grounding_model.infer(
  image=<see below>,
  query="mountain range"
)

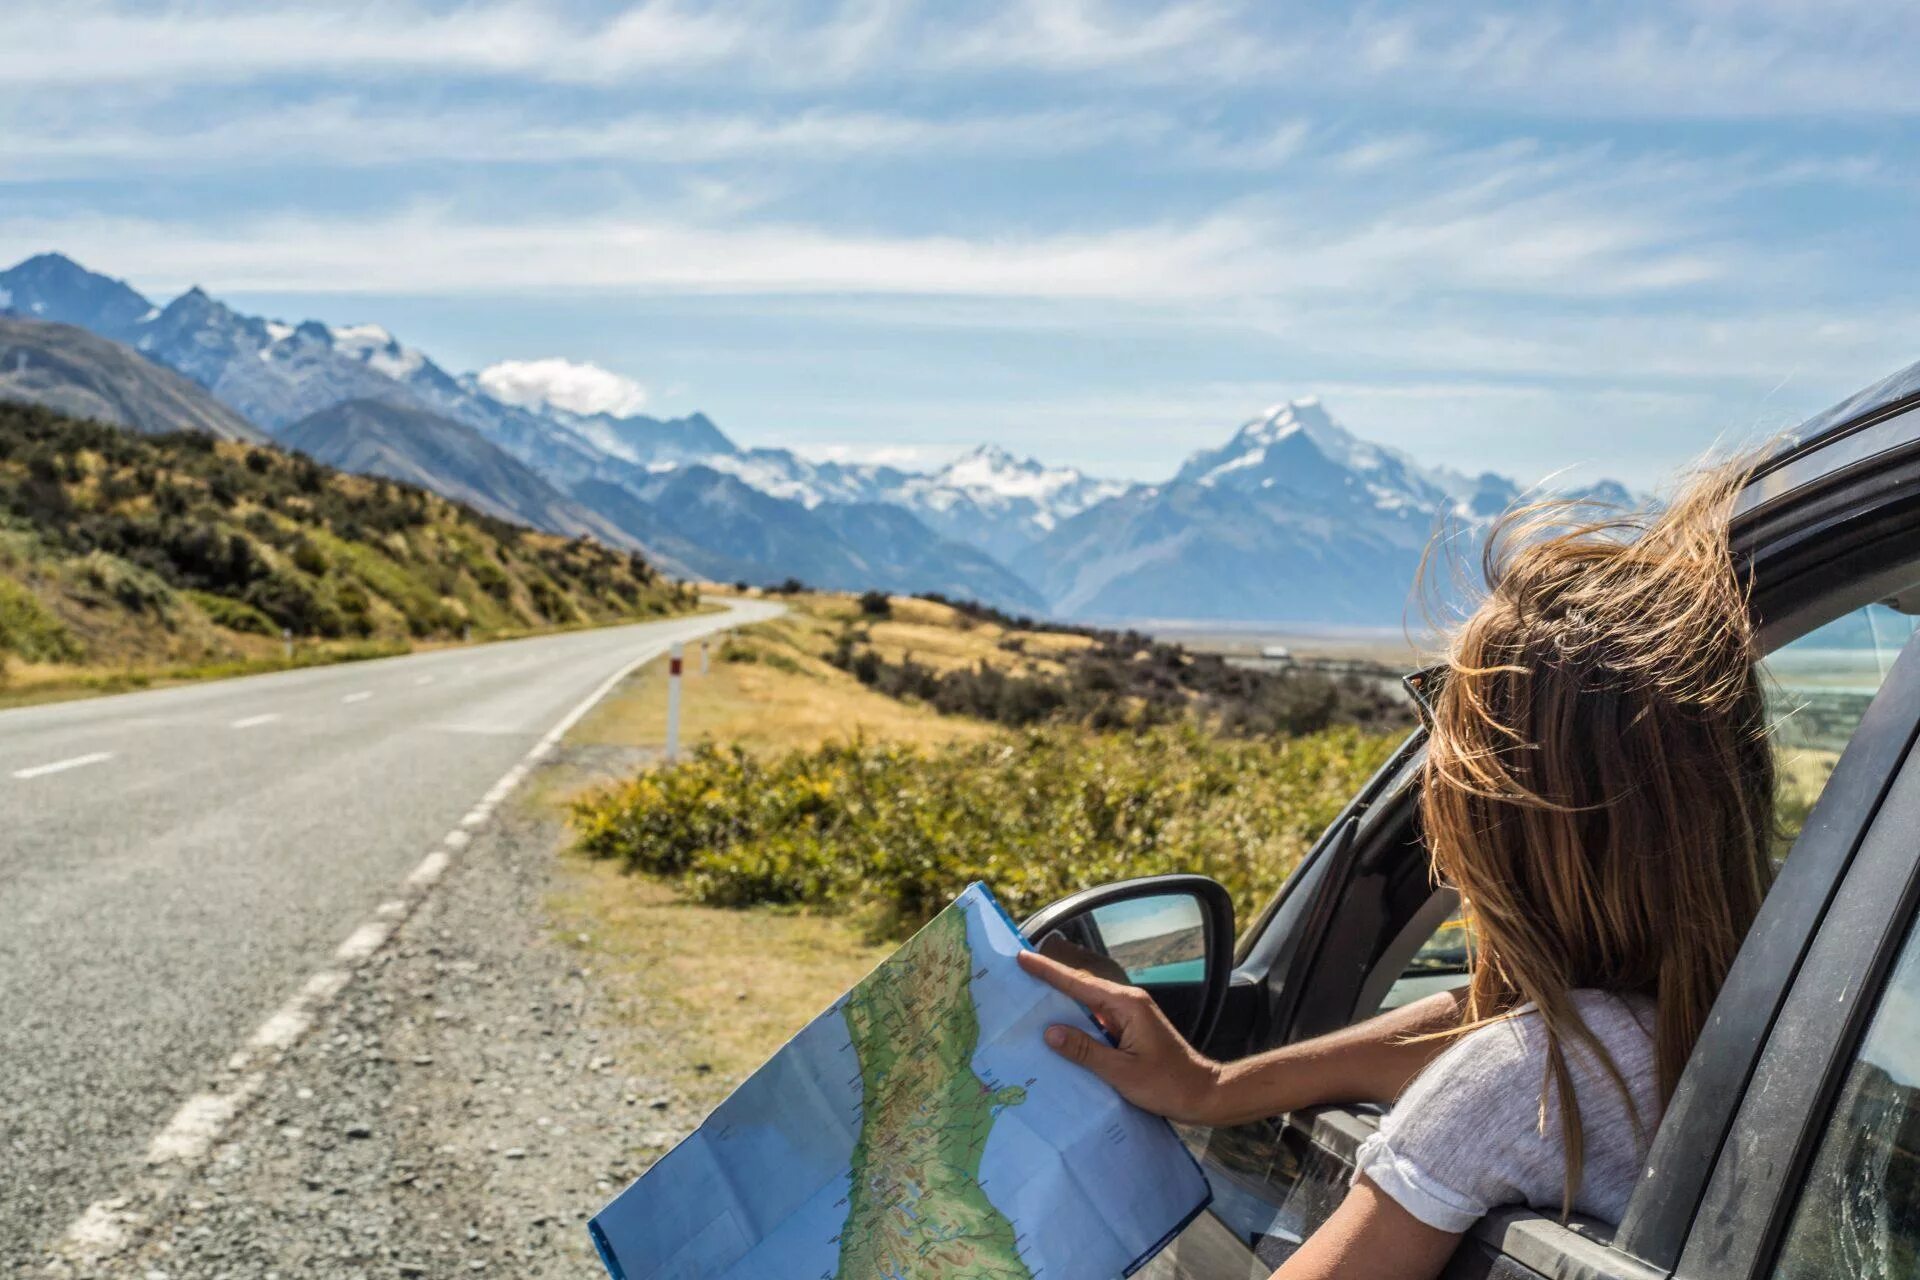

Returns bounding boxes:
[0,251,1630,624]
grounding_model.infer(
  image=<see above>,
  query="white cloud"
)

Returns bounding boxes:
[9,1,1920,117]
[476,357,650,417]
[0,156,1743,305]
[0,98,1164,176]
[0,1,756,87]
[933,0,1242,73]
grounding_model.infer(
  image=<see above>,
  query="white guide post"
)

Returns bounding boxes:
[666,643,684,763]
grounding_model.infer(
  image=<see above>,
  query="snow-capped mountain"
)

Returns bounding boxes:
[922,445,1126,526]
[0,251,1639,625]
[881,446,1128,566]
[1176,398,1480,520]
[1031,397,1616,624]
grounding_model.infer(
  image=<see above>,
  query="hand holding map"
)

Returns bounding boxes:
[589,882,1211,1279]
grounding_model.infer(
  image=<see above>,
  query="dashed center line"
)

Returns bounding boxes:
[12,751,113,780]
[230,713,280,729]
[341,691,373,704]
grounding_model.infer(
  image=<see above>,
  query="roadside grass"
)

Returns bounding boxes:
[0,638,411,709]
[570,603,996,755]
[545,590,1399,1116]
[0,603,726,712]
[548,862,889,1112]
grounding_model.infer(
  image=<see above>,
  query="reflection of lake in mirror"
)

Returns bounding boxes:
[1093,895,1206,984]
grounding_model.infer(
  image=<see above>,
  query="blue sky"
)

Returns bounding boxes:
[3,1,1918,488]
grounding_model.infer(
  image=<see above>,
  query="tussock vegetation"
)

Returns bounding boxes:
[828,620,1408,736]
[0,402,694,683]
[573,725,1400,938]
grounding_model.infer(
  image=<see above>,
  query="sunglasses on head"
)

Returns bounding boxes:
[1402,663,1448,731]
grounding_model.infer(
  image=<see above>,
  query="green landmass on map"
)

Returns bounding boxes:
[833,903,1033,1280]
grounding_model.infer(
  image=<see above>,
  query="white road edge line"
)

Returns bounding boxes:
[11,751,113,781]
[52,612,748,1271]
[229,714,280,730]
[341,691,373,704]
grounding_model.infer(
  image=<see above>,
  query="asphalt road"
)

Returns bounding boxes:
[0,599,777,1266]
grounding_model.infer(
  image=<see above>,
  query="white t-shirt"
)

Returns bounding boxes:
[1352,989,1661,1232]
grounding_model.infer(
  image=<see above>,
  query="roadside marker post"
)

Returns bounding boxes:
[666,643,684,763]
[282,628,292,662]
[700,639,710,675]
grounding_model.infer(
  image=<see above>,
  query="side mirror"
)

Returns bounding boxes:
[1020,874,1235,1048]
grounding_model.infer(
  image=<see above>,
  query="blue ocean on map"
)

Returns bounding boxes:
[588,883,1210,1280]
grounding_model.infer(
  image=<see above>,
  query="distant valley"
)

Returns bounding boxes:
[0,252,1631,625]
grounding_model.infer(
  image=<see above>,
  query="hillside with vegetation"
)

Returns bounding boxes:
[0,402,695,698]
[570,592,1412,937]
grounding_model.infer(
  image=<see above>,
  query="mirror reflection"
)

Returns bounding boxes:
[1088,893,1208,985]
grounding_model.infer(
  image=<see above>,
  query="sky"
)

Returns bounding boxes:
[3,1,1919,489]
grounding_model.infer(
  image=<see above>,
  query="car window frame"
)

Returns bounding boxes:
[1668,638,1920,1280]
[1614,624,1920,1266]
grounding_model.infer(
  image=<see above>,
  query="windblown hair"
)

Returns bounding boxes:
[1419,458,1774,1215]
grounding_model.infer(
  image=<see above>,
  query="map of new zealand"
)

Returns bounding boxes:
[589,883,1211,1280]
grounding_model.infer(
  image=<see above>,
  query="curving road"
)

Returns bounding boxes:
[0,598,778,1266]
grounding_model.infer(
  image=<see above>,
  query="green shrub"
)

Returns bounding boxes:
[290,537,330,576]
[186,589,277,635]
[572,725,1400,937]
[0,576,84,661]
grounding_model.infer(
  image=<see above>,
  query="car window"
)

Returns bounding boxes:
[1379,913,1470,1012]
[1769,911,1920,1278]
[1764,602,1919,852]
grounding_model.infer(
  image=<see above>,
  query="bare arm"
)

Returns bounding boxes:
[1270,1178,1462,1280]
[1016,948,1465,1127]
[1207,987,1468,1125]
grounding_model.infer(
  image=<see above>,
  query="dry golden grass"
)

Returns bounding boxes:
[548,860,890,1105]
[0,636,411,710]
[849,593,1091,678]
[570,603,996,754]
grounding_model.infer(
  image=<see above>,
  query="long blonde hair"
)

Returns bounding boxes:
[1419,459,1774,1213]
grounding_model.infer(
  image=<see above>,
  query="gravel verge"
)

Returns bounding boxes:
[94,742,692,1280]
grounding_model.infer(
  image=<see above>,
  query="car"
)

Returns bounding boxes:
[1019,358,1920,1280]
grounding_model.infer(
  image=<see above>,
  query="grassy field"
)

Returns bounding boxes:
[545,590,1401,1111]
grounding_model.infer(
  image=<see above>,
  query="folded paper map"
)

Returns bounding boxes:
[589,882,1212,1279]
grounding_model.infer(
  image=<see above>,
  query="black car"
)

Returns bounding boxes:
[1019,359,1920,1280]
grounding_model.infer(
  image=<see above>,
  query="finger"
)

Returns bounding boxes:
[1018,948,1131,1013]
[1043,1024,1126,1081]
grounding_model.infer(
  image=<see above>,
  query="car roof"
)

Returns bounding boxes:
[1738,355,1920,519]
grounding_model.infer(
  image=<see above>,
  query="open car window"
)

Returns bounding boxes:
[1765,602,1920,851]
